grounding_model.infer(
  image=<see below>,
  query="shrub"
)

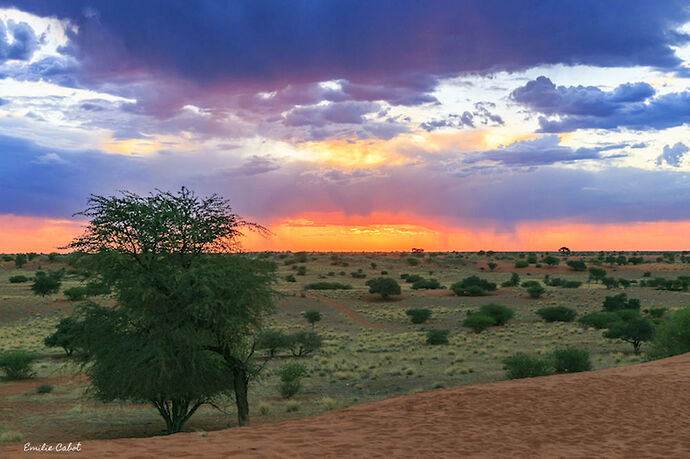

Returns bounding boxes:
[543,255,560,266]
[303,310,322,327]
[31,271,61,296]
[451,276,496,296]
[487,262,497,271]
[365,277,401,299]
[602,277,620,289]
[562,280,582,288]
[8,275,29,283]
[514,260,529,268]
[351,271,367,279]
[406,257,419,266]
[278,362,308,398]
[14,253,27,268]
[521,280,541,288]
[285,274,296,282]
[63,286,87,301]
[0,431,23,442]
[462,313,496,333]
[501,272,520,287]
[0,350,37,380]
[503,353,552,379]
[648,307,690,359]
[411,278,442,290]
[478,303,514,325]
[646,307,667,318]
[36,384,54,394]
[44,317,85,356]
[537,306,577,322]
[426,329,450,345]
[84,280,110,297]
[527,284,545,298]
[404,274,423,283]
[588,267,607,283]
[406,308,432,324]
[285,400,300,412]
[320,396,336,411]
[550,348,591,373]
[602,293,640,312]
[578,312,623,329]
[566,260,587,271]
[258,402,271,415]
[296,266,307,275]
[256,329,291,357]
[304,282,352,290]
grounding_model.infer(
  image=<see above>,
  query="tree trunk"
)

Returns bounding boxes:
[233,367,250,426]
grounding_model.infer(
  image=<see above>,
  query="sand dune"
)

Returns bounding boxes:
[3,353,690,458]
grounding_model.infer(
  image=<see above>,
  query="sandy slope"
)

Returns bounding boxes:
[3,353,690,458]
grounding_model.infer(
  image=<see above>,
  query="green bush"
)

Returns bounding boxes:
[30,271,61,296]
[410,278,442,290]
[303,310,322,327]
[462,313,495,333]
[604,316,653,354]
[256,329,291,357]
[287,331,322,357]
[36,384,53,394]
[351,271,367,279]
[296,266,307,275]
[303,282,352,290]
[521,280,541,288]
[404,274,423,283]
[527,284,545,298]
[578,311,623,329]
[406,308,432,324]
[566,260,587,271]
[537,306,577,322]
[648,307,690,359]
[278,362,308,399]
[426,329,450,345]
[365,277,401,298]
[451,276,496,296]
[501,272,520,287]
[0,350,37,380]
[646,307,667,318]
[478,303,514,325]
[285,274,296,282]
[514,260,529,268]
[406,257,419,266]
[8,275,29,283]
[562,280,582,288]
[602,293,640,312]
[503,353,552,379]
[550,348,591,373]
[63,286,87,301]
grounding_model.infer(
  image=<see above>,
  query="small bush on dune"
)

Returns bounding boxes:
[0,350,37,380]
[521,280,541,288]
[646,307,667,319]
[451,276,496,296]
[406,308,432,324]
[304,282,352,290]
[566,260,587,271]
[365,277,401,299]
[602,293,640,312]
[514,260,529,268]
[285,274,296,282]
[406,257,419,266]
[462,313,496,333]
[527,284,545,298]
[404,274,423,283]
[562,280,582,288]
[578,311,623,329]
[501,272,520,288]
[8,275,29,283]
[411,278,442,290]
[278,363,308,399]
[537,306,577,322]
[478,303,514,325]
[0,431,23,442]
[63,286,87,301]
[426,329,450,345]
[503,353,552,379]
[550,348,591,373]
[36,384,53,394]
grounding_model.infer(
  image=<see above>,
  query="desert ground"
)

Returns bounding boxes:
[1,251,689,456]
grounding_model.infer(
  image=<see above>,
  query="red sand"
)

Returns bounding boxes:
[3,353,690,458]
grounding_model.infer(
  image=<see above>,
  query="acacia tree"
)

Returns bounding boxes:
[66,187,276,431]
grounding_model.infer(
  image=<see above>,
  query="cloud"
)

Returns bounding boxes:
[420,102,504,131]
[656,142,689,167]
[512,76,690,132]
[459,136,627,168]
[0,19,39,62]
[283,101,380,127]
[34,152,66,164]
[232,155,280,176]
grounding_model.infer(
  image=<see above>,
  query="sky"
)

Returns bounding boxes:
[0,0,690,252]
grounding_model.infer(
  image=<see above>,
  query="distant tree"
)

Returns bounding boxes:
[44,317,85,356]
[604,317,654,354]
[527,284,545,298]
[487,262,498,271]
[543,255,560,267]
[14,253,27,268]
[602,277,620,289]
[30,271,62,296]
[406,308,432,324]
[365,277,401,299]
[588,267,607,283]
[303,310,322,328]
[602,293,640,312]
[559,247,571,256]
[501,272,520,288]
[649,308,690,359]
